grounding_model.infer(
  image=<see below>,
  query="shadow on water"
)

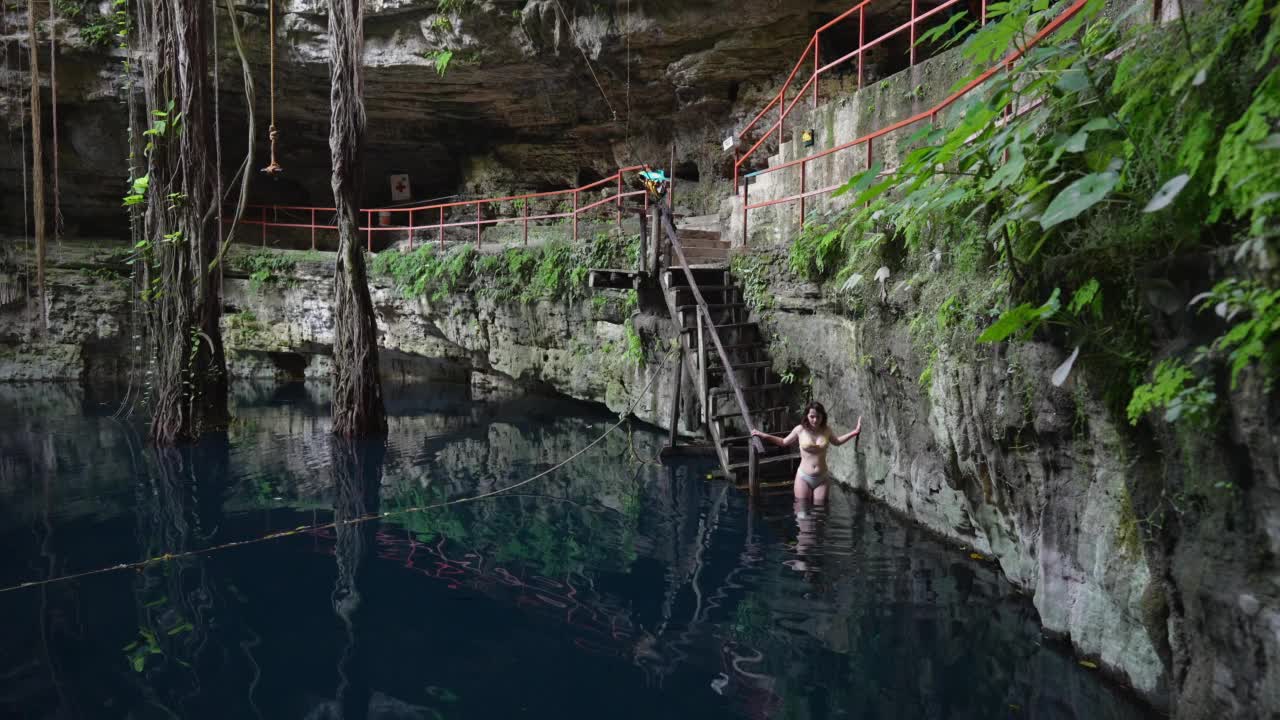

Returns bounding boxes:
[0,382,1159,720]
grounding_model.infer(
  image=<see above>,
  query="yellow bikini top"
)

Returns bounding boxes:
[799,430,829,453]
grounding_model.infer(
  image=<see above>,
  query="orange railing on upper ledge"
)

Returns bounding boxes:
[731,0,992,193]
[234,165,655,253]
[737,0,1099,245]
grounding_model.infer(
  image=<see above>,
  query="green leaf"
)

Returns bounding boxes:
[1143,173,1191,213]
[1039,171,1119,229]
[978,289,1060,343]
[1069,278,1102,318]
[978,303,1038,343]
[984,144,1027,191]
[1080,117,1116,133]
[1056,67,1089,93]
[833,160,884,198]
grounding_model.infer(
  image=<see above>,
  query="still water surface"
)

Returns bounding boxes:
[0,382,1155,720]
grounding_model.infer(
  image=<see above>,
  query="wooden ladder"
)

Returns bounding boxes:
[654,206,800,496]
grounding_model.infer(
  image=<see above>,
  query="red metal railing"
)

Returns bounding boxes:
[234,165,655,253]
[739,0,1094,245]
[732,0,990,193]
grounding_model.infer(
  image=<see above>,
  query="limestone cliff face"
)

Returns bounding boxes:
[745,263,1170,700]
[732,249,1279,718]
[216,251,694,432]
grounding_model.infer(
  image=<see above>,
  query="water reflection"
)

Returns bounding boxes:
[0,382,1156,720]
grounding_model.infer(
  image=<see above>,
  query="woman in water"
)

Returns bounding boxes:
[751,402,861,503]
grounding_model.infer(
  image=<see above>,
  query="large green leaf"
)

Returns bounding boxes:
[1038,171,1119,229]
[833,159,884,199]
[978,289,1061,343]
[1069,278,1103,319]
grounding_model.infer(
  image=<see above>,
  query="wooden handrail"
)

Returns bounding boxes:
[656,205,766,455]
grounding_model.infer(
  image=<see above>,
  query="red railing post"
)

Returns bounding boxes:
[438,206,444,250]
[310,208,316,251]
[475,202,481,247]
[366,211,372,252]
[910,0,918,66]
[616,174,623,230]
[742,178,749,247]
[572,191,578,243]
[799,159,807,230]
[408,209,414,251]
[813,34,820,108]
[981,0,987,24]
[777,88,785,146]
[522,200,529,246]
[857,8,865,89]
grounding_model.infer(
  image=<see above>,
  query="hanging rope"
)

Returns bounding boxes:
[0,348,677,596]
[260,0,282,176]
[551,0,617,121]
[49,0,63,244]
[213,0,224,285]
[18,2,31,299]
[210,0,258,272]
[625,0,633,131]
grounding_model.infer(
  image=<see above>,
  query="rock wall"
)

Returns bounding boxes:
[748,264,1171,700]
[218,251,697,434]
[0,244,133,382]
[712,19,1279,714]
[742,246,1279,718]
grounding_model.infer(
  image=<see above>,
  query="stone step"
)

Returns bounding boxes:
[711,382,784,398]
[679,214,722,232]
[678,229,723,243]
[679,248,729,261]
[678,236,731,249]
[707,360,772,373]
[675,302,745,313]
[663,268,729,287]
[670,285,738,295]
[680,321,758,334]
[726,452,801,476]
[710,404,789,422]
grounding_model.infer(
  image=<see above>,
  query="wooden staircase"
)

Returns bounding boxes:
[654,210,800,496]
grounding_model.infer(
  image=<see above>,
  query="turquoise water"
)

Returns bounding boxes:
[0,382,1155,719]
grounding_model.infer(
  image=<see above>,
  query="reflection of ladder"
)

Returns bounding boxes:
[653,206,800,496]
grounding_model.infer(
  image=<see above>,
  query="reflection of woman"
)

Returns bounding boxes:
[751,402,861,503]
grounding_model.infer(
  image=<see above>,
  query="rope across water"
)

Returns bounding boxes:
[0,348,675,596]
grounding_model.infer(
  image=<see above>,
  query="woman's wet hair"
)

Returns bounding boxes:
[802,401,828,431]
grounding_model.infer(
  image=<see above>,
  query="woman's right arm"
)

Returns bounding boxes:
[751,426,800,447]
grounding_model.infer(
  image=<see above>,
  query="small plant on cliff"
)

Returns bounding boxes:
[236,250,298,292]
[424,49,453,77]
[1126,358,1216,428]
[622,322,645,367]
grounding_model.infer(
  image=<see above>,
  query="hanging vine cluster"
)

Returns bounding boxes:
[132,0,228,444]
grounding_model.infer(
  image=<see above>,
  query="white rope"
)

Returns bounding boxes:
[551,0,617,120]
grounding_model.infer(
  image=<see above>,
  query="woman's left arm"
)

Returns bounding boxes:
[831,416,863,446]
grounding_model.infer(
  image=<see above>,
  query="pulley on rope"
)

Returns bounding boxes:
[260,0,284,176]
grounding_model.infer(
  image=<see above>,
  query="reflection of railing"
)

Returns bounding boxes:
[733,0,992,193]
[232,166,652,253]
[738,0,1094,245]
